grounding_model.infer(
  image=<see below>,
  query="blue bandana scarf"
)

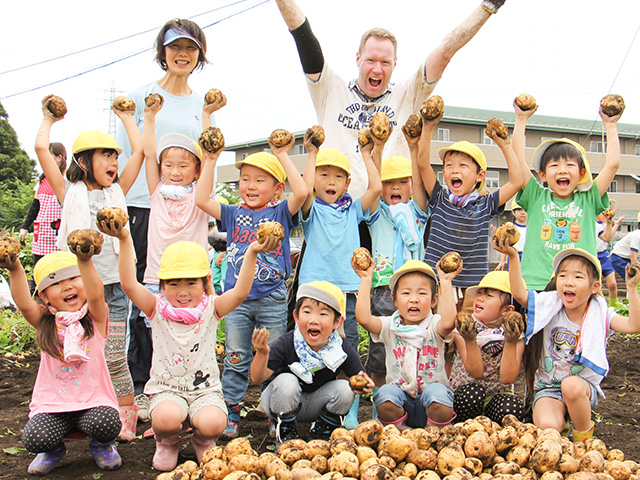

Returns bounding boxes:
[314,193,352,212]
[289,327,347,384]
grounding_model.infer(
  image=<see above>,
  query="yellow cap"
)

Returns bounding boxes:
[438,141,488,190]
[466,271,518,298]
[72,131,122,156]
[552,248,601,281]
[316,148,351,176]
[34,251,80,292]
[381,156,412,182]
[297,281,345,317]
[235,152,286,183]
[511,200,523,211]
[389,260,438,293]
[158,241,210,280]
[215,196,229,205]
[532,138,592,192]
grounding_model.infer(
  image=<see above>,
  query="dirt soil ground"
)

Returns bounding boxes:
[1,334,640,479]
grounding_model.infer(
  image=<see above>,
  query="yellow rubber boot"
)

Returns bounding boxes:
[573,421,595,442]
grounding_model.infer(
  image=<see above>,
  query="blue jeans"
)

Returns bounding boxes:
[374,383,454,428]
[343,293,358,354]
[221,284,287,404]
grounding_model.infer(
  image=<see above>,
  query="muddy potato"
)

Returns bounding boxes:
[381,435,416,463]
[353,420,383,447]
[167,469,191,480]
[96,207,129,231]
[379,455,397,469]
[496,426,520,454]
[589,439,609,458]
[403,462,419,479]
[203,459,230,480]
[319,473,343,480]
[463,457,484,476]
[600,94,625,117]
[257,221,285,244]
[606,460,632,480]
[330,437,357,455]
[311,455,328,474]
[222,472,249,480]
[191,469,205,480]
[415,471,442,480]
[607,450,624,462]
[465,431,496,467]
[595,474,615,480]
[567,474,599,480]
[224,438,254,462]
[492,462,522,476]
[291,467,321,480]
[356,445,378,464]
[406,449,437,471]
[421,95,444,120]
[514,94,537,111]
[275,469,293,480]
[540,472,563,480]
[44,95,68,118]
[331,428,354,442]
[580,451,606,474]
[361,464,394,480]
[327,451,360,478]
[199,126,225,154]
[561,438,576,457]
[270,129,294,148]
[369,112,392,141]
[304,440,331,459]
[624,462,638,475]
[67,229,104,255]
[112,95,135,112]
[145,93,164,108]
[0,236,20,259]
[358,128,373,148]
[360,457,380,472]
[265,458,289,478]
[486,118,508,139]
[559,454,580,476]
[179,461,198,473]
[461,420,485,438]
[280,447,305,466]
[494,222,520,246]
[291,459,312,470]
[205,88,224,104]
[438,442,466,476]
[228,454,263,475]
[351,248,373,272]
[403,113,423,138]
[530,440,563,474]
[506,445,532,467]
[440,251,462,273]
[203,446,224,463]
[304,125,326,148]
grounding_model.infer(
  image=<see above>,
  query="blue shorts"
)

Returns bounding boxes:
[610,253,631,280]
[597,250,615,277]
[533,382,599,409]
[373,383,454,428]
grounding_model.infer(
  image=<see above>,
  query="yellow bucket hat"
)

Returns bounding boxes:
[532,138,592,192]
[34,251,80,292]
[72,131,122,156]
[235,152,286,183]
[511,200,523,211]
[381,156,412,182]
[297,281,345,317]
[389,260,438,293]
[316,148,351,176]
[438,141,487,190]
[158,241,210,280]
[552,248,601,281]
[466,271,518,298]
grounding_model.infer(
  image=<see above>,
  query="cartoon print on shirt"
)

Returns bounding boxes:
[555,219,569,243]
[193,370,211,389]
[541,218,553,241]
[161,353,188,385]
[570,220,581,242]
[539,326,584,389]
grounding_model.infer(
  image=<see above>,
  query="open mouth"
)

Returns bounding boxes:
[307,328,321,340]
[64,294,78,304]
[326,189,336,197]
[369,78,382,89]
[563,291,576,302]
[451,178,463,190]
[407,307,420,315]
[557,179,570,189]
[390,194,402,203]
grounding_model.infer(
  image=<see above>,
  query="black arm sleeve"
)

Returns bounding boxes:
[290,18,324,75]
[20,199,40,231]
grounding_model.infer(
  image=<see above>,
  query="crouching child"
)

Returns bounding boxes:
[250,281,373,445]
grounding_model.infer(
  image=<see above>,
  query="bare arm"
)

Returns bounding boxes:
[500,338,524,384]
[1,256,42,328]
[490,131,523,205]
[453,333,484,380]
[73,245,109,338]
[435,261,461,338]
[493,237,528,306]
[202,93,227,130]
[116,108,144,195]
[194,150,223,220]
[353,260,382,335]
[424,5,493,83]
[250,327,273,384]
[417,115,441,198]
[142,103,162,194]
[270,138,308,216]
[405,128,428,212]
[595,108,622,197]
[215,237,281,318]
[360,140,383,214]
[301,143,317,218]
[35,99,66,205]
[512,103,536,185]
[611,264,640,334]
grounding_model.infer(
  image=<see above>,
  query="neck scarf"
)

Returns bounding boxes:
[447,188,479,208]
[157,292,208,325]
[380,201,421,263]
[315,193,352,212]
[55,303,90,362]
[160,181,195,200]
[390,311,432,396]
[289,327,347,384]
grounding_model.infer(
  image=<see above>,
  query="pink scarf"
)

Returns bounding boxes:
[54,304,90,362]
[157,293,208,326]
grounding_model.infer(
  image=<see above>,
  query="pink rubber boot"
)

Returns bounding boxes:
[152,435,181,471]
[118,405,138,442]
[191,434,217,464]
[377,412,410,431]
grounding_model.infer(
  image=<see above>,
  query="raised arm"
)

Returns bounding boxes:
[142,99,163,193]
[72,244,109,338]
[35,98,66,205]
[512,102,537,185]
[215,237,281,318]
[360,141,383,214]
[115,107,144,195]
[250,327,273,384]
[611,264,640,334]
[424,2,500,83]
[194,149,223,220]
[275,0,323,81]
[404,127,428,212]
[493,237,528,306]
[417,114,441,198]
[488,128,523,205]
[202,92,227,130]
[353,260,382,335]
[435,261,462,338]
[595,107,622,197]
[0,253,42,328]
[301,141,317,218]
[270,137,308,216]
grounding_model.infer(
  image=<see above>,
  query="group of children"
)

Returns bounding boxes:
[3,91,639,475]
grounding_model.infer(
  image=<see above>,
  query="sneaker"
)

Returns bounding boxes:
[268,417,277,438]
[27,443,66,475]
[89,440,122,470]
[223,402,242,439]
[310,412,341,441]
[135,394,150,423]
[274,417,298,447]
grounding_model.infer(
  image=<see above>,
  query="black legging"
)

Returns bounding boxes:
[22,406,120,453]
[454,383,525,424]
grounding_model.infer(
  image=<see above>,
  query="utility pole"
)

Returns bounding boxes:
[102,82,124,137]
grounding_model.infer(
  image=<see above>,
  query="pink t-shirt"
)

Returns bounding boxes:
[29,318,118,418]
[144,184,209,284]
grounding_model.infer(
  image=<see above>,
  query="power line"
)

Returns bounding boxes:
[0,0,254,76]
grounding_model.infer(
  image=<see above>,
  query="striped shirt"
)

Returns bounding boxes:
[424,181,503,288]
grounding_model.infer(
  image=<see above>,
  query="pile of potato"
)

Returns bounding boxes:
[156,415,638,480]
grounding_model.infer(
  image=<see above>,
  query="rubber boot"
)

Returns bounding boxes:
[427,412,457,429]
[377,412,410,431]
[191,434,217,464]
[27,442,66,475]
[310,409,342,440]
[118,405,138,442]
[573,421,595,443]
[371,387,379,420]
[152,435,181,471]
[223,402,242,439]
[89,440,122,470]
[272,407,300,447]
[561,419,572,438]
[344,394,359,430]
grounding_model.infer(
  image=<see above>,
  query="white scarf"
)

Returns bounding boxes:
[390,311,431,396]
[54,303,90,362]
[289,327,347,384]
[160,181,195,200]
[57,181,128,254]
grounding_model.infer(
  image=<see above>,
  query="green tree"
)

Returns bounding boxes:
[0,101,37,229]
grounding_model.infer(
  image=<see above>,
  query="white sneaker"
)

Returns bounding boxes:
[134,394,150,423]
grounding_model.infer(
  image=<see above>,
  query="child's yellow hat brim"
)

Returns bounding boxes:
[235,152,286,183]
[381,156,412,182]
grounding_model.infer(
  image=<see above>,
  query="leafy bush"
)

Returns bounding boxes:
[0,308,36,355]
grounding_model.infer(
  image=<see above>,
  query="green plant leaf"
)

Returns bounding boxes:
[3,446,27,455]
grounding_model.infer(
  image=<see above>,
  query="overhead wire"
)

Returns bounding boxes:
[1,0,270,99]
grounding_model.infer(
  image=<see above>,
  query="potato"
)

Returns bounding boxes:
[0,237,20,259]
[574,442,588,459]
[606,460,632,480]
[222,472,249,480]
[356,445,378,464]
[304,440,331,460]
[567,473,599,480]
[403,428,436,450]
[580,451,606,473]
[589,439,609,458]
[406,449,438,471]
[420,96,444,120]
[228,454,263,475]
[463,457,484,476]
[540,472,563,480]
[280,447,305,466]
[515,94,537,111]
[291,459,312,470]
[278,439,307,455]
[319,473,343,480]
[438,442,466,476]
[380,435,416,463]
[44,95,68,118]
[440,252,462,273]
[199,126,225,154]
[361,464,394,480]
[310,454,328,474]
[275,470,293,480]
[330,437,358,455]
[331,428,354,442]
[496,426,520,454]
[607,450,625,462]
[304,125,326,149]
[224,438,254,462]
[595,474,615,480]
[562,438,576,458]
[379,455,397,469]
[67,229,104,255]
[403,462,419,479]
[506,445,532,467]
[291,467,321,480]
[559,454,580,476]
[270,129,294,148]
[257,221,285,244]
[369,112,392,141]
[624,462,639,475]
[461,420,485,438]
[353,420,383,447]
[465,431,496,467]
[145,93,164,108]
[486,118,508,139]
[403,113,423,138]
[203,460,230,480]
[415,471,441,480]
[265,458,289,478]
[600,94,625,117]
[518,433,537,450]
[96,206,129,231]
[191,469,205,480]
[351,248,373,272]
[203,446,224,464]
[358,128,373,148]
[492,462,522,476]
[530,440,563,474]
[360,457,380,472]
[494,222,520,247]
[327,451,360,478]
[521,470,538,480]
[204,88,224,105]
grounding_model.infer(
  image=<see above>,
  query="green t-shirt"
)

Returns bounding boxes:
[515,177,608,290]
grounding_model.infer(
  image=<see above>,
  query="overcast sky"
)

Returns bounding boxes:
[2,0,639,166]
